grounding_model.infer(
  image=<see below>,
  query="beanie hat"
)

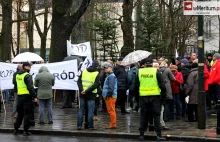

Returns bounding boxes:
[118,56,124,61]
[191,63,198,68]
[145,58,153,64]
[207,53,213,57]
[176,57,182,61]
[180,58,189,64]
[213,53,220,59]
[92,60,99,67]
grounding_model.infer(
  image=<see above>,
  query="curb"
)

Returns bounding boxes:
[0,128,219,141]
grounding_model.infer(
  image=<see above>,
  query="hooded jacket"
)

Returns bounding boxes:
[34,66,55,99]
[77,65,100,100]
[15,69,36,98]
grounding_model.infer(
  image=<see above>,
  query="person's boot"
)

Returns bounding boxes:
[138,132,144,141]
[13,128,18,135]
[156,132,166,141]
[23,131,31,136]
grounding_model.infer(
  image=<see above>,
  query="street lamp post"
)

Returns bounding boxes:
[197,11,206,129]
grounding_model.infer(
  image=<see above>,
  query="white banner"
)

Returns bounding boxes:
[67,40,92,57]
[0,60,78,90]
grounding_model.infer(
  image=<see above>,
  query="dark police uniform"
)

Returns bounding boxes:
[137,58,166,141]
[14,65,36,136]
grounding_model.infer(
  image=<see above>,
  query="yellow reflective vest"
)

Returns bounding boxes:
[138,68,161,96]
[16,72,30,95]
[82,69,99,93]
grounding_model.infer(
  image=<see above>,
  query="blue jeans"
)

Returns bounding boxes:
[39,99,53,122]
[170,94,182,118]
[3,90,9,103]
[77,97,95,128]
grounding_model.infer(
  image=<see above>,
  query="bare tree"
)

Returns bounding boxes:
[34,0,51,60]
[50,0,91,62]
[119,0,134,57]
[0,0,12,61]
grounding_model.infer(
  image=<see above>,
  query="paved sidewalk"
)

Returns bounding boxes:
[0,103,220,141]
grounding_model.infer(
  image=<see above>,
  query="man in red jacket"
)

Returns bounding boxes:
[209,53,220,104]
[169,65,184,119]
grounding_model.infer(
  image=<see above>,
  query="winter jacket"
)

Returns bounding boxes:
[15,69,36,98]
[209,59,220,85]
[181,64,191,84]
[12,68,20,93]
[34,66,55,99]
[204,62,210,91]
[128,66,138,91]
[185,68,198,104]
[77,66,100,100]
[113,65,128,90]
[102,72,117,99]
[170,71,184,94]
[160,67,176,99]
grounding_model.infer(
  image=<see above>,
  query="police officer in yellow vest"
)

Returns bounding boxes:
[137,58,166,141]
[77,60,100,130]
[14,62,38,136]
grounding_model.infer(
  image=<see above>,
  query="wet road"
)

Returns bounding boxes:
[0,133,139,142]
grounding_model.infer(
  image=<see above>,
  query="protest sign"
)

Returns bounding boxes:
[67,41,92,57]
[0,60,78,90]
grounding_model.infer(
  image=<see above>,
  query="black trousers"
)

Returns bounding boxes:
[139,96,161,135]
[187,104,198,121]
[116,90,127,113]
[14,95,32,132]
[164,99,171,121]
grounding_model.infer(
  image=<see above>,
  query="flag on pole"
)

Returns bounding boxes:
[175,49,179,58]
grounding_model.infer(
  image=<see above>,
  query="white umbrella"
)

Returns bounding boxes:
[12,52,44,63]
[121,50,152,66]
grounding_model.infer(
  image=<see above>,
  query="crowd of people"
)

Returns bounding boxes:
[1,52,219,141]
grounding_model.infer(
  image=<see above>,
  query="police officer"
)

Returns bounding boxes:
[14,62,38,136]
[77,61,100,130]
[137,58,166,141]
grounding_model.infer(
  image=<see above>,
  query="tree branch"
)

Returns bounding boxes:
[34,16,43,38]
[68,0,91,31]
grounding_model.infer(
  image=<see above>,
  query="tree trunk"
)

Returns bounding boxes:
[168,0,175,57]
[40,35,47,60]
[0,0,12,61]
[34,0,51,60]
[50,0,91,62]
[16,0,22,56]
[120,0,134,57]
[27,0,35,52]
[135,0,142,50]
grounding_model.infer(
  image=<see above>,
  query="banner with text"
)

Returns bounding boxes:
[67,41,92,57]
[0,60,78,90]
